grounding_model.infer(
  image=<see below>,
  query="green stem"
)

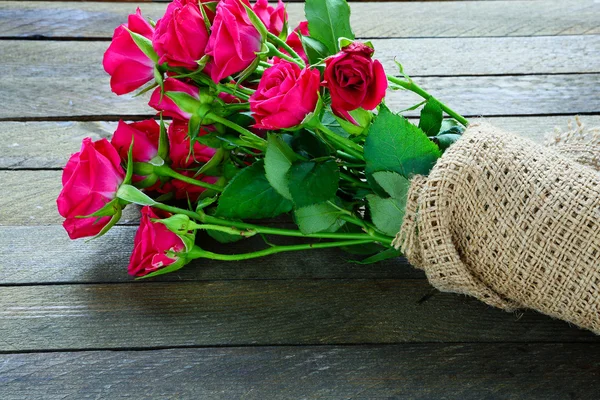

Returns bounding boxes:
[316,124,365,161]
[267,32,306,66]
[387,75,469,127]
[209,114,267,149]
[154,165,223,192]
[340,172,370,189]
[188,239,373,261]
[266,42,304,68]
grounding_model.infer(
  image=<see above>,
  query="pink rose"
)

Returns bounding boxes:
[205,0,262,82]
[153,0,209,69]
[285,21,309,64]
[149,78,200,120]
[103,8,155,95]
[111,119,160,163]
[249,60,321,130]
[171,172,220,201]
[57,138,125,239]
[253,0,286,36]
[128,206,186,277]
[168,120,217,168]
[324,42,388,122]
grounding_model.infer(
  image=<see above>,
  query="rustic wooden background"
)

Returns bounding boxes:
[1,0,600,398]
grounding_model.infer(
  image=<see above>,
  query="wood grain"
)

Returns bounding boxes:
[2,73,599,119]
[3,116,599,169]
[4,36,599,79]
[0,225,421,283]
[2,1,599,39]
[0,280,597,352]
[2,344,599,400]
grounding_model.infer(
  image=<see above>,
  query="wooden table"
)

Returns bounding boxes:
[1,0,600,398]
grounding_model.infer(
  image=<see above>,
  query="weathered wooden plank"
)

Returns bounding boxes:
[0,225,421,283]
[4,116,599,169]
[0,280,597,352]
[2,73,598,119]
[1,1,598,39]
[4,36,599,80]
[2,343,599,400]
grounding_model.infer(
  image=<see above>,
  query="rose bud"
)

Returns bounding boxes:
[57,138,125,239]
[153,0,209,69]
[252,0,287,37]
[249,60,321,130]
[103,8,155,95]
[171,171,220,201]
[128,206,188,277]
[324,42,388,123]
[111,119,160,163]
[205,0,262,82]
[168,120,217,168]
[284,21,309,64]
[149,78,200,120]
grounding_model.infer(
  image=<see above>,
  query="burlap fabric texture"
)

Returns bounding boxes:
[394,119,600,334]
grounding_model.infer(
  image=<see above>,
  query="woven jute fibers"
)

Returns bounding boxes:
[395,121,600,334]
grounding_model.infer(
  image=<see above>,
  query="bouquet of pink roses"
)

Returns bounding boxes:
[58,0,467,278]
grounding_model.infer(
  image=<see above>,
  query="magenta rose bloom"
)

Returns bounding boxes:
[128,206,186,277]
[153,0,209,69]
[149,78,200,120]
[324,42,388,122]
[249,60,320,130]
[285,21,309,64]
[57,138,125,239]
[111,119,160,163]
[168,120,217,168]
[205,0,262,82]
[253,0,286,36]
[103,8,155,95]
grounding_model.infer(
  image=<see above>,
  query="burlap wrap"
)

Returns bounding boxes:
[394,120,600,334]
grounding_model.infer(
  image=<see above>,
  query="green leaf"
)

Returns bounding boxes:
[165,92,201,115]
[300,35,329,64]
[294,201,343,234]
[127,30,158,63]
[371,171,410,199]
[367,171,410,237]
[264,134,298,200]
[419,98,443,136]
[432,133,462,151]
[287,160,339,208]
[367,194,405,237]
[364,105,441,182]
[216,160,293,219]
[291,130,332,158]
[116,184,157,206]
[305,0,354,54]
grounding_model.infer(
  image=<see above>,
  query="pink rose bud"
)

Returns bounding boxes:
[205,0,262,82]
[285,21,309,64]
[324,42,388,123]
[171,171,220,201]
[153,0,209,69]
[128,206,187,277]
[103,8,155,95]
[57,138,125,239]
[249,60,321,130]
[252,0,287,37]
[168,120,217,168]
[111,119,160,163]
[149,78,200,120]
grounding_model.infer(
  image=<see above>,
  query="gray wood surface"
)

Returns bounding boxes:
[2,73,599,119]
[4,117,599,169]
[2,343,600,400]
[0,281,597,352]
[2,1,599,39]
[0,225,422,283]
